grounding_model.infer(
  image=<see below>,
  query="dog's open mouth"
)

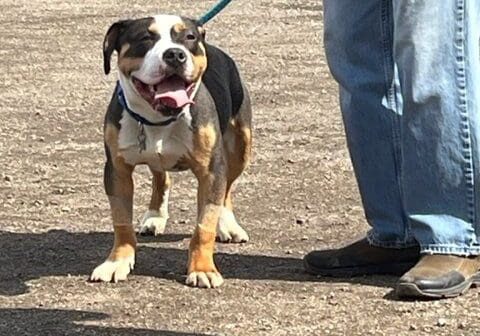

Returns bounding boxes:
[132,75,196,112]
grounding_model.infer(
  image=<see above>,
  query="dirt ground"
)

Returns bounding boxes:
[1,0,479,335]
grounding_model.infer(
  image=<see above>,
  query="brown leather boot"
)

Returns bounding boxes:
[303,238,420,277]
[396,255,480,299]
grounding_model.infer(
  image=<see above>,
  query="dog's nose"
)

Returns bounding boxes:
[163,48,187,67]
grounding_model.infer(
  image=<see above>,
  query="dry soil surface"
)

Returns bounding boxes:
[1,0,479,335]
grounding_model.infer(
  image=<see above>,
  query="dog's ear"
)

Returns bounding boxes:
[103,20,130,75]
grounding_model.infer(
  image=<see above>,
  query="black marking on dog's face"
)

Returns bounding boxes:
[103,17,159,75]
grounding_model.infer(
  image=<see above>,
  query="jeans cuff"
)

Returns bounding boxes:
[420,244,480,257]
[367,230,418,249]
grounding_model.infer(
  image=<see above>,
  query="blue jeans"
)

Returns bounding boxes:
[324,0,480,255]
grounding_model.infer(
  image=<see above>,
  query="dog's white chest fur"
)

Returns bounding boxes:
[117,111,193,171]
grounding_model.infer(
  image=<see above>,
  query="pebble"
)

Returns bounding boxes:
[296,217,307,225]
[437,318,447,327]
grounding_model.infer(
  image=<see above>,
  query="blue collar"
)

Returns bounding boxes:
[116,82,179,127]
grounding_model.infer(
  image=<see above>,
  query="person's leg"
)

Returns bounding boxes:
[304,0,419,276]
[324,0,413,246]
[392,0,480,298]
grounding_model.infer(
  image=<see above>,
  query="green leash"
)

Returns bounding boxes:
[198,0,233,25]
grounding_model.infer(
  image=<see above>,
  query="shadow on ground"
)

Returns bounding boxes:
[0,308,209,336]
[0,230,396,296]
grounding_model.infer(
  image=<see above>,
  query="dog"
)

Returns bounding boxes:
[90,15,252,288]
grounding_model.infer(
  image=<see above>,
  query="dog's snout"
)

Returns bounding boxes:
[163,48,187,67]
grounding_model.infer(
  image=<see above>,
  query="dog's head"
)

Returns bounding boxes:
[103,15,207,116]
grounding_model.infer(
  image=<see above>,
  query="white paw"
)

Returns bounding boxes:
[217,207,249,243]
[186,272,224,288]
[90,255,135,283]
[139,210,168,236]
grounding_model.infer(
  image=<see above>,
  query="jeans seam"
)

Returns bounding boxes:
[455,0,476,227]
[380,0,411,243]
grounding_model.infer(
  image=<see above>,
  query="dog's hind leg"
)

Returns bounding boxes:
[217,88,252,243]
[139,170,171,236]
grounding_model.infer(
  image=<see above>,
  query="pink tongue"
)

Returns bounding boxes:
[154,77,194,109]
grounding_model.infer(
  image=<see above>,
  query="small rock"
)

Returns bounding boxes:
[458,322,467,330]
[437,318,447,327]
[61,206,71,213]
[3,175,12,182]
[285,250,293,255]
[301,236,309,241]
[53,188,64,195]
[409,325,417,331]
[296,217,307,225]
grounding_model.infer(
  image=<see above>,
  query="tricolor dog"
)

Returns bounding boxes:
[90,15,252,288]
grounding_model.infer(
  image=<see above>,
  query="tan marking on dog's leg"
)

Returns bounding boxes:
[186,204,224,288]
[139,171,171,236]
[186,125,226,288]
[91,125,136,283]
[193,124,217,167]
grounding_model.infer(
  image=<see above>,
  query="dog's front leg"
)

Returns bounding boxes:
[186,126,227,288]
[91,135,136,282]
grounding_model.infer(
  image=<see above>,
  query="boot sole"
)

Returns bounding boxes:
[396,273,480,299]
[303,258,417,277]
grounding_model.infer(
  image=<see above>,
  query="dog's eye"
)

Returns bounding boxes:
[186,33,196,41]
[140,35,153,42]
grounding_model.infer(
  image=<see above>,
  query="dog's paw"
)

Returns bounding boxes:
[186,271,224,288]
[217,208,249,243]
[139,210,168,236]
[90,255,135,283]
